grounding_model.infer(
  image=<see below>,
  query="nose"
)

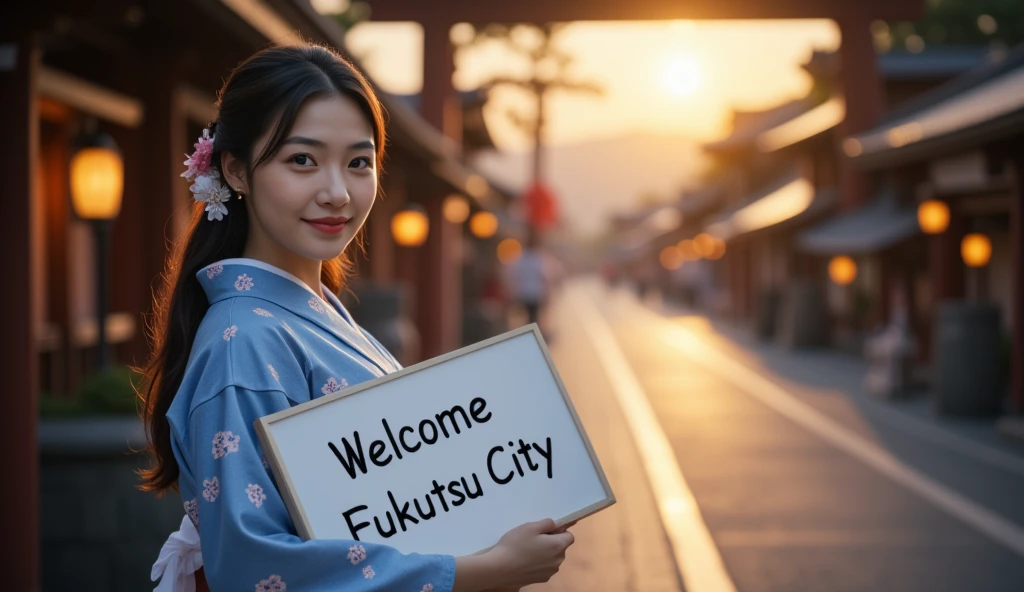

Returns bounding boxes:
[318,167,351,208]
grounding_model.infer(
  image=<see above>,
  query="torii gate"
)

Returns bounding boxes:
[369,0,925,208]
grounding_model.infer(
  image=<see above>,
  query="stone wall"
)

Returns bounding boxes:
[40,417,184,591]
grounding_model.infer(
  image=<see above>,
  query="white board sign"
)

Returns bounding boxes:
[254,324,615,557]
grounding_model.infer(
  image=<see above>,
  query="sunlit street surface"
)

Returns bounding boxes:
[528,280,1024,592]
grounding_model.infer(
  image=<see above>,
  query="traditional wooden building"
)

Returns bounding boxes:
[692,47,988,348]
[2,0,508,587]
[841,44,1024,424]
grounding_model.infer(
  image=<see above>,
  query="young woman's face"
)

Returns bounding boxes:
[237,94,377,264]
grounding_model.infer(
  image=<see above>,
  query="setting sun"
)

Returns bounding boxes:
[660,54,702,97]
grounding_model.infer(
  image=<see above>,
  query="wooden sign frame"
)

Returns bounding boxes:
[254,323,615,552]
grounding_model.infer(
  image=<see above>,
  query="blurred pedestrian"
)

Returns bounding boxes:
[506,230,562,327]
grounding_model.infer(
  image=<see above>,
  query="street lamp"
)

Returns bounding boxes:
[70,127,124,369]
[391,204,430,247]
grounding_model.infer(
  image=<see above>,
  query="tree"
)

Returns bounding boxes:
[453,23,603,188]
[882,0,1024,51]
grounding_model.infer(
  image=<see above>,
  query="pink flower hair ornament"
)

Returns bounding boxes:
[182,128,235,221]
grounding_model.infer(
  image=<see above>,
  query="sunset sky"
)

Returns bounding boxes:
[346,19,841,150]
[342,19,842,234]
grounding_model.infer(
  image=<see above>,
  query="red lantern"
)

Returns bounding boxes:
[523,182,559,229]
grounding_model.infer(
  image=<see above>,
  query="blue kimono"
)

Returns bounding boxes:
[165,258,455,592]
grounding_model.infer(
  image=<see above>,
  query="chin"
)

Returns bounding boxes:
[309,238,355,262]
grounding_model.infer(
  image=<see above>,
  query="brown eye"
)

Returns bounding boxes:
[291,154,315,166]
[350,156,372,169]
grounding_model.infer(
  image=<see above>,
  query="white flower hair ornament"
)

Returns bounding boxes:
[181,127,236,221]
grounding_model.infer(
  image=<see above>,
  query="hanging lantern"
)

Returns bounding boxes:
[442,194,470,224]
[469,211,499,239]
[917,200,950,235]
[497,238,523,264]
[961,233,992,268]
[693,233,716,258]
[391,205,429,247]
[70,131,124,220]
[660,246,683,270]
[677,239,699,261]
[828,255,857,285]
[523,182,559,230]
[706,237,727,260]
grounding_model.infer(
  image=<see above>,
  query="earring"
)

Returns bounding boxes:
[237,190,245,200]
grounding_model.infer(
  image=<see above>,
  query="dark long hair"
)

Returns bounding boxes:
[138,44,387,494]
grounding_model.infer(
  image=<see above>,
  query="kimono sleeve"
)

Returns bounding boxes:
[186,386,455,591]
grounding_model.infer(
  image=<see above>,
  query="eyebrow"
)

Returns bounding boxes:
[281,136,375,151]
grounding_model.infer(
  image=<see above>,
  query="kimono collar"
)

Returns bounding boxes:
[196,258,395,374]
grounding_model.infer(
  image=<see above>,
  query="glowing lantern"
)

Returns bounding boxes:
[442,194,470,224]
[497,238,523,264]
[469,211,499,239]
[660,246,683,270]
[391,205,429,247]
[917,200,950,235]
[677,239,699,261]
[828,256,857,286]
[693,233,716,258]
[70,133,124,220]
[961,233,992,268]
[707,237,726,260]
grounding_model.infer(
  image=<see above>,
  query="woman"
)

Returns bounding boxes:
[141,43,574,592]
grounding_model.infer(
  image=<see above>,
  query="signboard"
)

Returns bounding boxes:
[255,324,615,556]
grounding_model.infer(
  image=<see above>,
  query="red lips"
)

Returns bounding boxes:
[304,216,350,235]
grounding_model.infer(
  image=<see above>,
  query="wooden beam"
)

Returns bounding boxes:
[367,0,924,23]
[38,65,144,128]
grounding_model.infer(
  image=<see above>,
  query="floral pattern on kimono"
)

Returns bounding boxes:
[163,259,453,591]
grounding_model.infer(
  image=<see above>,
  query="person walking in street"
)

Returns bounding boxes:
[506,230,562,328]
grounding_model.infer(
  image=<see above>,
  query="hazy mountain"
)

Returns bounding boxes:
[472,133,706,237]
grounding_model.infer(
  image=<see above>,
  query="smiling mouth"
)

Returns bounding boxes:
[304,219,349,234]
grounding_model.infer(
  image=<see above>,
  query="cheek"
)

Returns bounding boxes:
[255,173,307,216]
[352,176,377,210]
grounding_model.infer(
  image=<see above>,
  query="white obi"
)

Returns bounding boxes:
[151,515,204,592]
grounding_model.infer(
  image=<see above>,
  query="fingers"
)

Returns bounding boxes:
[552,519,578,533]
[526,518,557,533]
[549,530,575,550]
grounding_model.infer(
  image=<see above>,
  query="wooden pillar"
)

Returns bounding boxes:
[0,27,41,590]
[139,56,187,296]
[931,209,966,303]
[419,21,463,357]
[417,194,461,357]
[421,20,461,145]
[1008,151,1024,412]
[107,121,149,366]
[837,15,884,210]
[367,181,397,284]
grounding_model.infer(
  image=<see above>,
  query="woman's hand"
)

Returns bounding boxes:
[484,519,575,589]
[453,518,576,592]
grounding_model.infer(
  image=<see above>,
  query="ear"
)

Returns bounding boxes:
[220,151,249,195]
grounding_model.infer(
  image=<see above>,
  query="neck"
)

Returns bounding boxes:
[241,245,323,298]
